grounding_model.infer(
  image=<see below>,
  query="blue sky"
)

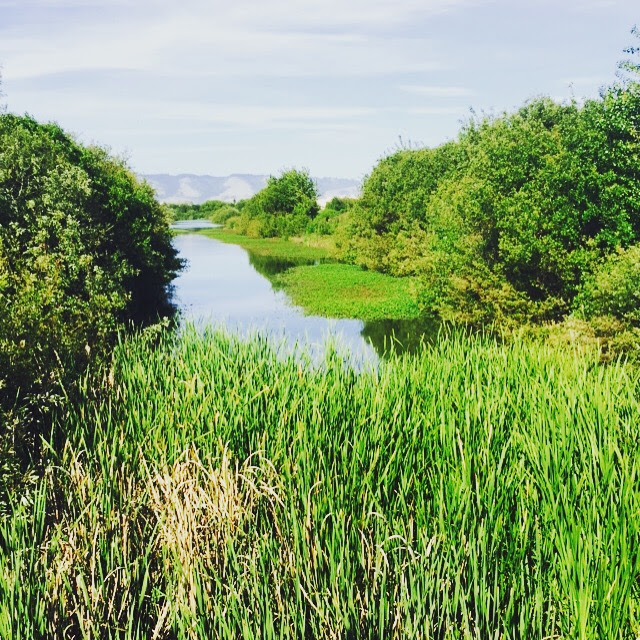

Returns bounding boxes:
[0,0,637,180]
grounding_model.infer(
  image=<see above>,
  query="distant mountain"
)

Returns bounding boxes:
[141,173,361,206]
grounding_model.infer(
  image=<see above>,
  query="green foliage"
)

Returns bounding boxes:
[0,114,181,495]
[306,197,356,235]
[324,196,354,213]
[209,203,240,224]
[342,142,463,273]
[345,71,640,326]
[575,243,640,326]
[167,199,239,224]
[238,169,319,238]
[3,328,639,637]
[341,29,640,329]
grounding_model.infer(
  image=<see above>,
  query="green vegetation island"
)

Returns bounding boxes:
[1,34,640,639]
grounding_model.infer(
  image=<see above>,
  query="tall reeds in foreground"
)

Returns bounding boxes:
[1,326,639,638]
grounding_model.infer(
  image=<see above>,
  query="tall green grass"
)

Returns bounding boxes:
[1,327,639,638]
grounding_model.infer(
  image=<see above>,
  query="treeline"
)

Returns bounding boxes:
[167,198,241,225]
[343,35,640,332]
[217,37,640,339]
[0,113,181,496]
[343,84,640,329]
[173,169,356,237]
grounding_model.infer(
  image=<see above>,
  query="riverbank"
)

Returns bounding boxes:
[198,228,331,261]
[195,228,421,322]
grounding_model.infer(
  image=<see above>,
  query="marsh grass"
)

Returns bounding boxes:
[1,326,639,638]
[273,263,421,321]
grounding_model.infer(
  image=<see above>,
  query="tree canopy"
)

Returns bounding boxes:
[0,114,181,493]
[234,169,319,237]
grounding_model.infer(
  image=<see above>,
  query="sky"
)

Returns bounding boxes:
[0,0,638,180]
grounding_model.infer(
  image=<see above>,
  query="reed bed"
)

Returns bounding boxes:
[1,326,639,638]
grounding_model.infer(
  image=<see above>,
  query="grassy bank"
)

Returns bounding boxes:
[2,327,639,638]
[195,228,419,321]
[274,263,420,321]
[199,228,331,261]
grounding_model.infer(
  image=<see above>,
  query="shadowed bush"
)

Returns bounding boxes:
[0,114,181,497]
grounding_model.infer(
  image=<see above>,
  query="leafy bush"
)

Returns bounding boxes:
[210,203,239,224]
[307,197,356,235]
[575,244,640,326]
[167,199,237,223]
[240,169,319,238]
[344,81,640,325]
[0,114,181,493]
[324,196,354,213]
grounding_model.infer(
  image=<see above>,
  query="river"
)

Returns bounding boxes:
[171,222,437,364]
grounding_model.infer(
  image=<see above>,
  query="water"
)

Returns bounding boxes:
[171,231,438,365]
[171,219,221,230]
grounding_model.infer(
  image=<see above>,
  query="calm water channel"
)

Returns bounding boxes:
[171,221,437,364]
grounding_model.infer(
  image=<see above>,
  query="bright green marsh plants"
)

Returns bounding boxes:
[1,326,639,638]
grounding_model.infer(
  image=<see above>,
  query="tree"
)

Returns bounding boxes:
[241,168,319,237]
[618,25,640,86]
[0,113,182,497]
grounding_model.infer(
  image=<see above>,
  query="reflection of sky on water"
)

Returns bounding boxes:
[171,220,221,230]
[171,233,379,367]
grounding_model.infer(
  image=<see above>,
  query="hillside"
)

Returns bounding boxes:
[141,173,361,205]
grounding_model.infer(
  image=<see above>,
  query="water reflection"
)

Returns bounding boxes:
[171,232,439,364]
[171,234,378,366]
[171,219,221,230]
[361,316,442,355]
[247,252,318,277]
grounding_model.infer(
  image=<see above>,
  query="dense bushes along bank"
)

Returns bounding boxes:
[345,84,640,329]
[347,52,639,333]
[192,35,640,347]
[0,113,181,497]
[2,327,639,638]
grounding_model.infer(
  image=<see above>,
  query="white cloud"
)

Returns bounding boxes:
[4,0,634,177]
[0,0,128,5]
[399,84,473,97]
[8,88,378,127]
[2,24,439,80]
[218,0,483,29]
[8,0,485,27]
[1,0,489,80]
[160,103,377,126]
[562,75,608,86]
[405,106,469,116]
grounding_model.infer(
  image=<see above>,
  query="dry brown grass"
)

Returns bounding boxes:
[38,442,284,639]
[145,444,283,637]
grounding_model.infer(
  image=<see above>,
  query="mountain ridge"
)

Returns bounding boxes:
[141,173,361,206]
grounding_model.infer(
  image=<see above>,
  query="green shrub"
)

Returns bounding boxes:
[575,244,640,326]
[307,199,355,235]
[241,169,319,238]
[0,114,181,494]
[167,199,230,222]
[210,203,239,224]
[345,80,640,325]
[324,196,355,213]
